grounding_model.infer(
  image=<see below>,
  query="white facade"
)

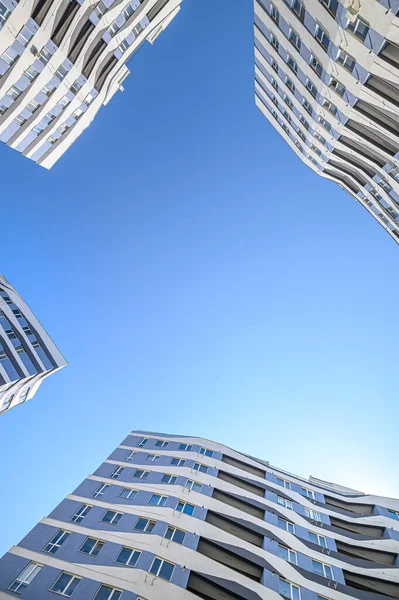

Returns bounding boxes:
[0,274,66,414]
[254,0,399,243]
[0,0,182,168]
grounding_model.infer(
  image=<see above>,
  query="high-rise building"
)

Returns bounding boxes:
[254,0,399,243]
[0,430,398,599]
[0,0,182,168]
[0,274,66,414]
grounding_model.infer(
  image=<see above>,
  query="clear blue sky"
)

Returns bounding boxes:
[0,0,398,557]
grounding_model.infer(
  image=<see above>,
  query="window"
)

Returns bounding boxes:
[314,132,326,145]
[271,35,279,51]
[93,585,122,600]
[337,49,356,72]
[161,474,177,484]
[292,0,305,20]
[329,78,345,97]
[155,440,168,447]
[309,531,327,546]
[271,108,278,119]
[305,508,322,521]
[272,59,278,72]
[149,493,168,506]
[149,557,175,581]
[26,98,40,113]
[133,469,149,479]
[300,115,310,130]
[319,116,332,131]
[311,144,321,156]
[281,123,290,135]
[137,437,148,447]
[278,544,297,564]
[295,140,303,152]
[306,79,318,98]
[278,517,295,533]
[171,458,185,466]
[80,537,104,556]
[39,46,53,65]
[134,517,156,532]
[347,17,369,41]
[101,510,123,525]
[164,526,186,544]
[287,56,297,73]
[122,3,134,19]
[4,328,16,339]
[146,454,160,462]
[92,483,109,498]
[193,463,208,473]
[110,466,124,479]
[0,1,11,24]
[16,22,36,47]
[286,78,295,93]
[388,510,399,520]
[323,99,337,116]
[277,477,291,489]
[284,95,293,110]
[7,84,23,100]
[108,20,119,35]
[283,110,291,123]
[310,56,323,78]
[125,450,136,461]
[318,0,338,17]
[1,47,18,65]
[315,25,330,51]
[185,479,202,492]
[179,443,192,451]
[50,572,81,596]
[41,81,56,96]
[278,496,293,509]
[94,0,107,17]
[302,99,313,115]
[289,30,301,50]
[118,38,130,53]
[312,559,334,579]
[24,65,40,82]
[70,504,91,523]
[8,563,42,592]
[279,577,300,600]
[43,530,70,554]
[270,4,279,23]
[199,447,213,457]
[55,63,68,80]
[118,487,136,499]
[176,500,195,515]
[115,546,141,566]
[14,114,27,127]
[272,94,278,106]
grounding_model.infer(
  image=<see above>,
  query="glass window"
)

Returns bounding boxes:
[149,557,175,581]
[176,500,195,515]
[79,537,104,556]
[7,84,23,99]
[271,59,278,72]
[161,474,177,484]
[137,437,148,447]
[278,517,295,533]
[300,115,310,130]
[24,64,40,82]
[319,116,332,131]
[115,546,141,566]
[388,510,399,520]
[315,25,330,51]
[271,35,279,51]
[101,510,123,525]
[9,563,42,592]
[289,30,301,50]
[134,517,156,532]
[55,63,68,80]
[323,99,338,116]
[125,450,136,461]
[0,1,11,24]
[270,4,279,23]
[318,0,338,16]
[286,78,295,93]
[185,479,201,492]
[50,572,81,596]
[303,99,312,115]
[149,493,168,506]
[1,46,18,65]
[92,483,109,498]
[306,79,318,98]
[279,577,300,600]
[337,49,356,72]
[314,133,326,145]
[70,504,91,523]
[199,447,213,457]
[43,530,70,554]
[155,440,168,447]
[312,559,334,579]
[26,98,40,113]
[164,526,186,544]
[118,487,136,499]
[133,469,149,479]
[287,56,297,73]
[16,22,36,47]
[278,544,297,564]
[292,0,305,20]
[305,508,322,521]
[329,78,345,97]
[110,466,124,479]
[39,46,53,65]
[179,443,192,450]
[171,458,185,466]
[146,454,160,461]
[278,496,293,509]
[310,56,323,78]
[193,463,208,473]
[93,585,122,600]
[347,17,369,41]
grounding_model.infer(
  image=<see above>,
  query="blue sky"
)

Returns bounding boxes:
[0,0,398,557]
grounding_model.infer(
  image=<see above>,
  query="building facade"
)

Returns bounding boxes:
[254,0,399,243]
[0,274,66,415]
[0,0,182,168]
[0,430,398,599]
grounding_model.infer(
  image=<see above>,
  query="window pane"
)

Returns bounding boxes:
[159,560,174,580]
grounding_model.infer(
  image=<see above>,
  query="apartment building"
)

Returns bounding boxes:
[0,430,398,599]
[254,0,399,243]
[0,0,182,167]
[0,274,66,415]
